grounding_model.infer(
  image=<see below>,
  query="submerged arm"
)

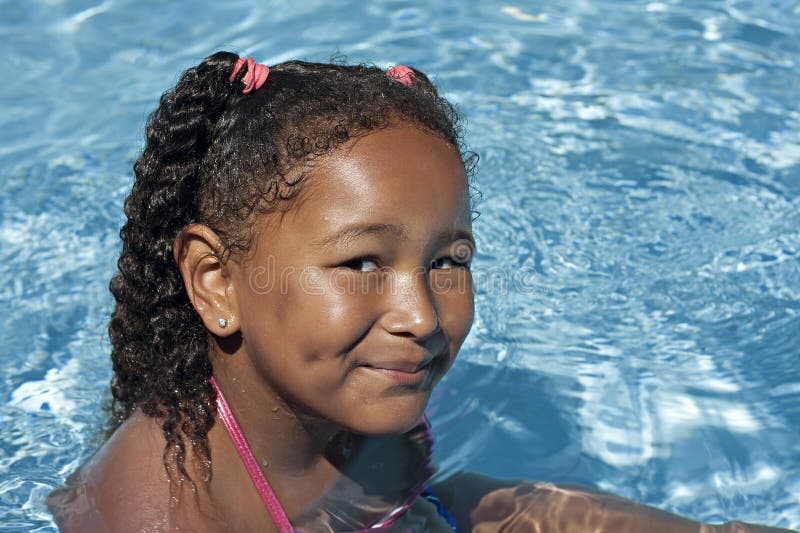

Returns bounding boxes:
[432,472,797,533]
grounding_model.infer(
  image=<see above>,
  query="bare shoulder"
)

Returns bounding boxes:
[47,410,224,533]
[432,472,797,533]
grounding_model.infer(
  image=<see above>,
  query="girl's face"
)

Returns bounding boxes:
[230,124,474,435]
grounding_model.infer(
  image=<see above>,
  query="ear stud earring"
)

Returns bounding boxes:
[218,318,228,328]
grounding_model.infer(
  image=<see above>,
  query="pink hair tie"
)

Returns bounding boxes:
[229,56,270,94]
[386,65,416,87]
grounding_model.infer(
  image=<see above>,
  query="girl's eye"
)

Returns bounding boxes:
[431,256,470,270]
[340,257,380,272]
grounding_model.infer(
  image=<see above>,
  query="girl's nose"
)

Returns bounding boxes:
[381,269,440,339]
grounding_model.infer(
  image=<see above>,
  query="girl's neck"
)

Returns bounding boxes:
[207,358,351,523]
[211,359,344,475]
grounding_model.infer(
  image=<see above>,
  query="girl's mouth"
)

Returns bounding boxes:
[358,359,434,385]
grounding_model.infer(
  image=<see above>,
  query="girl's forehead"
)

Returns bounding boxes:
[296,125,470,227]
[244,125,472,265]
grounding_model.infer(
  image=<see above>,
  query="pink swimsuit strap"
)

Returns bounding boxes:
[211,377,294,532]
[210,377,430,533]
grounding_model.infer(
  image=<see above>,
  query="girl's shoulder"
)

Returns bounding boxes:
[47,410,225,533]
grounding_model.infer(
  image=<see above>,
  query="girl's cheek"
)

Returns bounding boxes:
[435,272,475,341]
[294,271,381,324]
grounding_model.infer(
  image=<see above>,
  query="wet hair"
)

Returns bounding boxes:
[107,51,474,484]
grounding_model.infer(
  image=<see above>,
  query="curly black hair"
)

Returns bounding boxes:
[107,51,474,485]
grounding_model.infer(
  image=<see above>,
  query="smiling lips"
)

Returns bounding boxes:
[359,357,437,385]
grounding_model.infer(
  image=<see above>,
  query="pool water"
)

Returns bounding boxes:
[2,0,799,530]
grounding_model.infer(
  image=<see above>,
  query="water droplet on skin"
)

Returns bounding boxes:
[271,407,279,412]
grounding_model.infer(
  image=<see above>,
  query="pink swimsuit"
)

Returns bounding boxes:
[210,378,455,533]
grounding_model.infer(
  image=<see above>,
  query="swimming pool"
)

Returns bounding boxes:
[1,0,798,529]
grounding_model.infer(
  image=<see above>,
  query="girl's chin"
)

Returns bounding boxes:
[344,400,430,436]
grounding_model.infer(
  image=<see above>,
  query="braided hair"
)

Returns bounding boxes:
[107,51,471,483]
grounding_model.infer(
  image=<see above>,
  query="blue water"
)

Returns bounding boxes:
[2,0,799,530]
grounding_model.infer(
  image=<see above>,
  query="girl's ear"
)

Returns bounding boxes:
[173,224,239,336]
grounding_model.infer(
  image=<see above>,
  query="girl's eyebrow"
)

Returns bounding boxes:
[313,223,407,248]
[313,223,475,249]
[438,228,476,250]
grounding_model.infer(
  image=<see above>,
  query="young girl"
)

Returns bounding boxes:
[47,52,794,533]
